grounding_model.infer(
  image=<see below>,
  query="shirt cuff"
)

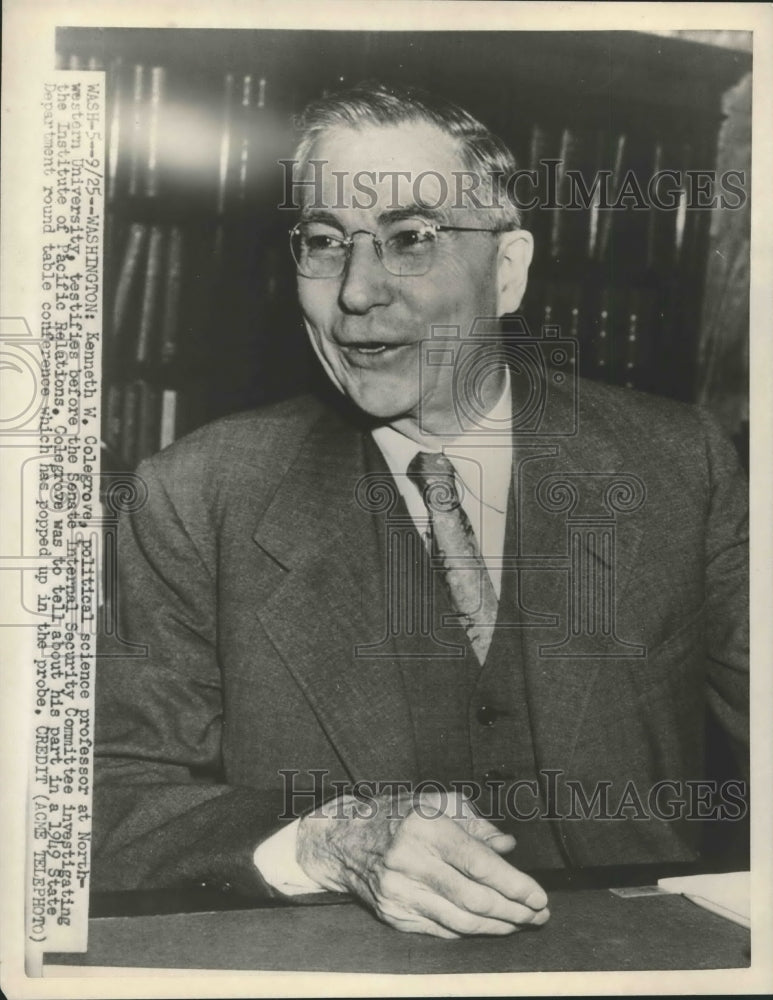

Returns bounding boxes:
[253,817,325,895]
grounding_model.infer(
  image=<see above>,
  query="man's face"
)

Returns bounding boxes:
[295,122,523,436]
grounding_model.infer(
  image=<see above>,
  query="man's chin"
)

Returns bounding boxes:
[351,399,412,424]
[342,385,416,424]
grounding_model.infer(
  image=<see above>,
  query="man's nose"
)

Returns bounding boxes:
[337,234,392,314]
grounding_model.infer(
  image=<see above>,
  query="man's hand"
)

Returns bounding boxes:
[296,789,549,938]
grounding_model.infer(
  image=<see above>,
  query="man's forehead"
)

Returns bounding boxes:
[300,121,471,218]
[307,121,465,178]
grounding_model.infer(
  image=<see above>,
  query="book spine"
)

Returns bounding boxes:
[541,280,582,340]
[217,72,235,215]
[236,74,253,202]
[553,127,595,268]
[526,122,551,262]
[106,58,123,202]
[674,184,688,260]
[550,128,573,260]
[586,130,605,261]
[119,381,140,467]
[645,141,663,272]
[590,287,613,380]
[623,286,656,391]
[159,226,184,365]
[645,138,686,276]
[235,73,267,204]
[111,222,148,344]
[135,225,166,365]
[159,389,178,450]
[136,382,162,462]
[622,291,639,389]
[145,66,166,198]
[103,383,123,456]
[127,65,146,198]
[596,134,626,263]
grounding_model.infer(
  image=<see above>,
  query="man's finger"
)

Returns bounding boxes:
[409,883,520,937]
[486,833,518,854]
[423,856,549,927]
[463,814,517,853]
[415,792,517,854]
[424,790,517,855]
[380,906,461,940]
[436,821,549,910]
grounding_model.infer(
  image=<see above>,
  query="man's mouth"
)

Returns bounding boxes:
[339,341,408,356]
[352,343,388,354]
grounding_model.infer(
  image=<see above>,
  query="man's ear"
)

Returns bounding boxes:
[496,229,533,316]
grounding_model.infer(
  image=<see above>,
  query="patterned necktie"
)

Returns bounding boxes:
[407,451,498,665]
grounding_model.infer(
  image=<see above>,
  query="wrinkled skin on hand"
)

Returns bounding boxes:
[297,789,550,938]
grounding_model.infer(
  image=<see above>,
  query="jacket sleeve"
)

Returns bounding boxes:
[92,454,289,896]
[698,408,749,770]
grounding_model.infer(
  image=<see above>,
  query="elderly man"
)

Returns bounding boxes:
[93,83,748,940]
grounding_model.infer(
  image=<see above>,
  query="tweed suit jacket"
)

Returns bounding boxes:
[92,376,749,894]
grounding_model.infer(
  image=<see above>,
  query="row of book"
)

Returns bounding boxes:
[103,381,192,469]
[519,123,705,275]
[94,52,705,272]
[104,213,289,376]
[525,280,660,390]
[101,59,272,212]
[109,222,183,367]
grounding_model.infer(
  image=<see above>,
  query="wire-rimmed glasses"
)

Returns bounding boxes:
[289,217,515,278]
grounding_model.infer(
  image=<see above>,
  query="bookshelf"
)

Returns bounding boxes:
[55,29,751,469]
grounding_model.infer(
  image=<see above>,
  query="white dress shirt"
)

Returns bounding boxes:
[254,372,514,893]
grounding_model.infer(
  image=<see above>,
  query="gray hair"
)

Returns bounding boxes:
[292,81,521,228]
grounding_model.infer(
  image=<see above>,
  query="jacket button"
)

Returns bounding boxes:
[476,705,499,726]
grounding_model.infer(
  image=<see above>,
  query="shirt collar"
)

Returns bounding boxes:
[372,367,513,515]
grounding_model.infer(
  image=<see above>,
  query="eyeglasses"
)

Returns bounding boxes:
[289,218,514,279]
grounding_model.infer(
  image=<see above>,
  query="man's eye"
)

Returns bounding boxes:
[387,227,436,252]
[304,232,343,252]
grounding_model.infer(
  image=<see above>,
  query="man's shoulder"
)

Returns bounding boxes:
[149,394,327,468]
[135,393,337,511]
[576,376,701,434]
[570,376,738,481]
[573,373,665,411]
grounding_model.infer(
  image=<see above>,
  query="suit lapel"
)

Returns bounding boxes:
[252,409,419,782]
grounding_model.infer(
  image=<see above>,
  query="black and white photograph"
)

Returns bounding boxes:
[1,2,771,996]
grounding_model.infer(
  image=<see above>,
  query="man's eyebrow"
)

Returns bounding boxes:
[298,204,449,228]
[298,208,345,228]
[377,204,448,225]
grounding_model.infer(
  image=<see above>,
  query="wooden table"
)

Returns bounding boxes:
[46,865,751,974]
